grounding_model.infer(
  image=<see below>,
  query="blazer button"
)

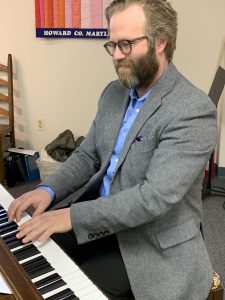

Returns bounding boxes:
[103,230,109,236]
[99,231,104,237]
[68,200,73,206]
[88,234,93,240]
[93,233,99,239]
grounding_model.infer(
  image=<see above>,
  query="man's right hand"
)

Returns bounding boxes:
[8,189,52,223]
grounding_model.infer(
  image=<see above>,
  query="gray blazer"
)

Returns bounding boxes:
[43,63,217,300]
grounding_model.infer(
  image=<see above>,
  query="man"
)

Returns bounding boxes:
[8,0,217,299]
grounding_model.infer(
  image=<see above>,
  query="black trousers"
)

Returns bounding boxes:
[52,232,135,300]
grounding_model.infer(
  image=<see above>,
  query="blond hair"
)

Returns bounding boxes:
[105,0,178,61]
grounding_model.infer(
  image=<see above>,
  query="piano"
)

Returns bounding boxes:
[0,184,108,300]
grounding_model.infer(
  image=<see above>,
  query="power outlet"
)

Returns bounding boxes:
[36,118,45,131]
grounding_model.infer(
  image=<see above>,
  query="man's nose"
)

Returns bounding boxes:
[113,46,126,60]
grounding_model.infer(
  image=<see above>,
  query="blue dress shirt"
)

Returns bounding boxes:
[99,88,152,197]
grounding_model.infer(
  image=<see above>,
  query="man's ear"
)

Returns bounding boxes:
[155,38,168,54]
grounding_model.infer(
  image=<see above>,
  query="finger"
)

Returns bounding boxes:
[16,221,31,239]
[8,198,28,223]
[32,205,45,217]
[15,204,27,223]
[8,200,20,221]
[17,219,31,231]
[17,222,42,243]
[38,228,54,242]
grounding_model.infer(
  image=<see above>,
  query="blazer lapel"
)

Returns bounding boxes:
[109,87,130,144]
[102,85,130,168]
[114,62,178,173]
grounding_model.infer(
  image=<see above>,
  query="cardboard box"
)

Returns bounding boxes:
[8,148,40,182]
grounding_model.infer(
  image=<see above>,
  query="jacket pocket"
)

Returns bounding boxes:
[156,218,199,249]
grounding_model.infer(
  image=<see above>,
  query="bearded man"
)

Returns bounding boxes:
[8,1,217,299]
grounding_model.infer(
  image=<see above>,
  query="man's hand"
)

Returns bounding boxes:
[16,208,72,243]
[8,189,52,222]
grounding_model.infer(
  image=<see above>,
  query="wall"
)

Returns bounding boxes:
[0,0,225,165]
[0,0,116,150]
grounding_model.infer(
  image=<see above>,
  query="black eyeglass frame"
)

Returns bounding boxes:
[103,35,148,56]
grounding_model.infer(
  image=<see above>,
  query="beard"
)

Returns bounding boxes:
[114,44,159,89]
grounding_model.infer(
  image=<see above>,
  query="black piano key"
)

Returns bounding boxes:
[22,256,50,275]
[0,217,8,224]
[2,230,19,242]
[22,255,48,270]
[35,273,61,289]
[21,256,54,279]
[28,264,54,279]
[45,288,75,300]
[12,244,40,261]
[0,215,7,221]
[0,209,7,215]
[0,211,7,217]
[39,279,66,295]
[26,261,52,276]
[7,239,24,249]
[2,231,25,249]
[26,260,51,275]
[0,222,18,235]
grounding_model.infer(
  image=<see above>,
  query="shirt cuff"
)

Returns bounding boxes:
[36,186,56,203]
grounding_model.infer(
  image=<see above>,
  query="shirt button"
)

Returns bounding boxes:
[136,109,140,113]
[115,158,118,162]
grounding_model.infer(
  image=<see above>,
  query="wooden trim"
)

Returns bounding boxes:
[0,64,7,72]
[0,107,9,117]
[0,79,8,87]
[7,54,15,147]
[0,93,8,102]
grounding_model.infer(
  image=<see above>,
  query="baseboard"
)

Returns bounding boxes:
[215,164,225,177]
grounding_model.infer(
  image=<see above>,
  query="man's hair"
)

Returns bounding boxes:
[105,0,178,61]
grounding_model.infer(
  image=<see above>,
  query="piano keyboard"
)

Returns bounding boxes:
[0,185,108,300]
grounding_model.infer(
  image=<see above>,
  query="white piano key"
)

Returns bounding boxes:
[75,285,106,299]
[63,273,92,290]
[82,290,108,300]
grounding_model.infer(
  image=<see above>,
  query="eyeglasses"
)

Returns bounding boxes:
[103,35,148,56]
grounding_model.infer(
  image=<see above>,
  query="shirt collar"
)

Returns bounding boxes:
[129,87,152,102]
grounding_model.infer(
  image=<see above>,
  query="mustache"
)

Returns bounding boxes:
[114,60,133,68]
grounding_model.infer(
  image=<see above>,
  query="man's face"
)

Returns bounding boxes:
[114,43,159,89]
[109,4,159,89]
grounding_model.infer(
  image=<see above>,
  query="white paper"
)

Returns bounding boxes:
[8,148,38,156]
[0,273,12,294]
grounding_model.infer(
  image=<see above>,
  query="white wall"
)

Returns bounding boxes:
[0,0,116,150]
[0,0,225,165]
